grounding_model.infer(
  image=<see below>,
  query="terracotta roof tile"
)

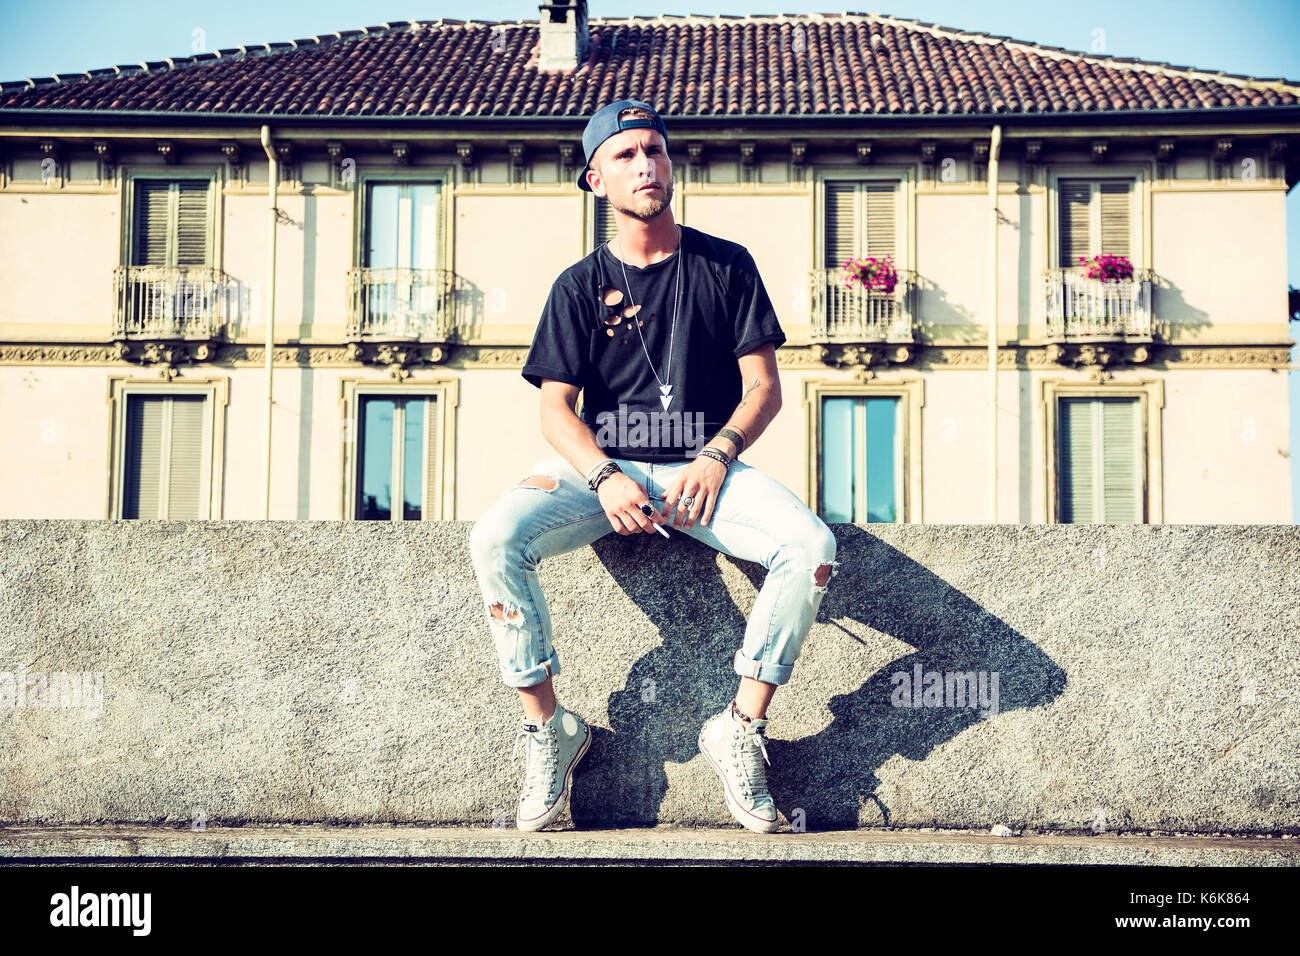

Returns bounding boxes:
[1,13,1296,117]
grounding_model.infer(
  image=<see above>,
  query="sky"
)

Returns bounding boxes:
[3,0,1298,518]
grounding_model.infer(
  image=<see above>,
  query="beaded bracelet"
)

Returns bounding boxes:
[698,447,732,468]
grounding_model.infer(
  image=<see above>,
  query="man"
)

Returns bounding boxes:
[468,99,839,834]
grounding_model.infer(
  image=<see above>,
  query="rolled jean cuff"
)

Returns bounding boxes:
[501,651,562,689]
[732,649,793,686]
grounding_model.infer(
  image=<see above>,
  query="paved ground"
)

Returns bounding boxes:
[0,825,1294,865]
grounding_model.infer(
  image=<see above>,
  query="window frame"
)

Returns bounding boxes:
[802,375,925,523]
[106,374,229,519]
[338,376,459,521]
[1045,163,1149,272]
[1038,376,1164,524]
[121,166,223,271]
[352,166,452,272]
[812,166,914,274]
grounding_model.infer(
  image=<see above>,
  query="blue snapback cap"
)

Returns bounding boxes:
[577,99,669,192]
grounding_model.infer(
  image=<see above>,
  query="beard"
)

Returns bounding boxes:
[609,176,674,222]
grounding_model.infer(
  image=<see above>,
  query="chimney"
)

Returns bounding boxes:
[537,0,590,71]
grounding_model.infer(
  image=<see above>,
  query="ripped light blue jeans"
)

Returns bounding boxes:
[468,454,840,689]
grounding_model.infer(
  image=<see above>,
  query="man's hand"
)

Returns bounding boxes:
[597,473,666,535]
[660,456,728,530]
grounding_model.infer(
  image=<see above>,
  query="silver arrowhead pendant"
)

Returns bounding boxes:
[659,384,673,411]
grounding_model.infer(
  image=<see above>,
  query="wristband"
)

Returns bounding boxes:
[589,461,622,492]
[715,427,746,456]
[698,447,732,468]
[585,457,616,484]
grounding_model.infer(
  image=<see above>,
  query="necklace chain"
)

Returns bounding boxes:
[612,224,682,404]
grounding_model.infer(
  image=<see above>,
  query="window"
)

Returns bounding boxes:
[819,395,903,523]
[594,195,618,247]
[121,394,212,519]
[823,179,897,267]
[1057,397,1143,522]
[1058,179,1131,267]
[132,179,211,267]
[360,182,444,336]
[366,182,440,271]
[355,395,443,521]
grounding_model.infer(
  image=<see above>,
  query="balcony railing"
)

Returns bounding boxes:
[346,267,456,341]
[1043,268,1155,340]
[810,268,916,343]
[113,265,231,339]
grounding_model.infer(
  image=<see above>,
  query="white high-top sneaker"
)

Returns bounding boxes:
[698,702,780,833]
[512,701,592,831]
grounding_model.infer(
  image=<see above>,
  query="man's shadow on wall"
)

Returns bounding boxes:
[569,526,1066,830]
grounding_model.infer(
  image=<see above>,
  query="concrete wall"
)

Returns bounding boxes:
[0,520,1296,832]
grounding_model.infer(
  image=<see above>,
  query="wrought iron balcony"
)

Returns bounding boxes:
[112,265,231,340]
[809,268,916,343]
[1042,268,1155,341]
[346,267,457,342]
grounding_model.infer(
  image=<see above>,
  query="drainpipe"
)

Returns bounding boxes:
[259,125,278,520]
[987,124,1002,523]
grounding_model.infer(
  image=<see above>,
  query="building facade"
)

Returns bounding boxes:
[1,6,1297,523]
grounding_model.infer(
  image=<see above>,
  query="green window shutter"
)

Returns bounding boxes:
[1099,181,1131,258]
[1058,397,1142,523]
[166,396,204,518]
[824,180,857,268]
[1059,179,1132,265]
[133,180,171,266]
[824,180,897,267]
[133,180,209,267]
[1100,398,1141,521]
[1058,180,1092,267]
[864,182,896,257]
[124,396,164,518]
[595,198,618,245]
[176,181,210,266]
[123,395,205,519]
[423,396,441,520]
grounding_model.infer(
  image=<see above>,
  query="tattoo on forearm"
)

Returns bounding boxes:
[716,427,746,455]
[736,378,761,411]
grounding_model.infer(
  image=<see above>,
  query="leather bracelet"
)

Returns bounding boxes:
[585,458,616,484]
[589,462,621,492]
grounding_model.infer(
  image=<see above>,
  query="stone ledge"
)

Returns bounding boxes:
[0,825,1295,866]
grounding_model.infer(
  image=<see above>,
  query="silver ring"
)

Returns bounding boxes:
[681,495,694,508]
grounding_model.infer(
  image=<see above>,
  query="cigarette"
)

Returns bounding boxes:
[641,503,671,537]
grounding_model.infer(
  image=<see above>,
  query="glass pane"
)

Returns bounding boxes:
[411,185,440,270]
[820,397,854,523]
[358,397,394,520]
[366,184,400,268]
[402,399,424,520]
[865,398,897,522]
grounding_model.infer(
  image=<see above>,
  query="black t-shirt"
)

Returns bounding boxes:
[521,224,786,462]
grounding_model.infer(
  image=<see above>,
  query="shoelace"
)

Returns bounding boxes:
[729,722,771,801]
[513,726,559,800]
